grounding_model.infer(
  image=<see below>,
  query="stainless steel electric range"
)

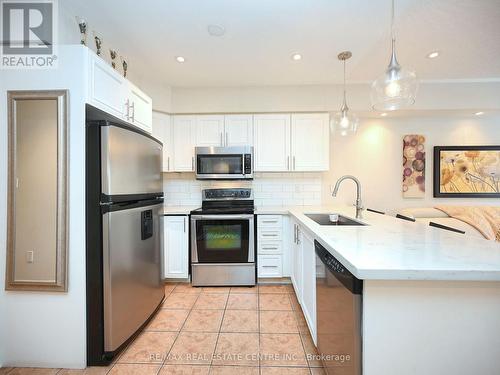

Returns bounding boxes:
[190,188,256,286]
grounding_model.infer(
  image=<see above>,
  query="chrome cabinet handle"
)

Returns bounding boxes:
[293,224,297,244]
[220,132,223,146]
[225,132,228,146]
[262,246,278,250]
[261,220,278,223]
[192,156,195,171]
[129,101,135,122]
[262,265,277,268]
[293,156,296,170]
[183,217,186,233]
[287,156,290,170]
[262,233,278,237]
[167,157,170,171]
[125,99,130,120]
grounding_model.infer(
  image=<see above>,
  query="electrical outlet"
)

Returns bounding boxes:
[26,250,34,263]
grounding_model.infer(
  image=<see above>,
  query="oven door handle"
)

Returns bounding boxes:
[191,214,254,220]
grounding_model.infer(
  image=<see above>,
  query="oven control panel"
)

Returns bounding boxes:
[203,188,252,200]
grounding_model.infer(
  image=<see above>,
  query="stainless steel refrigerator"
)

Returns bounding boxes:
[85,106,164,365]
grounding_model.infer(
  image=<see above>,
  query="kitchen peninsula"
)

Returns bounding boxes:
[279,206,500,375]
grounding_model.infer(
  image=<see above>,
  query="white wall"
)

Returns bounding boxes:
[325,116,500,214]
[170,82,500,114]
[0,47,88,369]
[164,172,322,207]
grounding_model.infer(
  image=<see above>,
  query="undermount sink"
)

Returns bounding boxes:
[305,213,367,226]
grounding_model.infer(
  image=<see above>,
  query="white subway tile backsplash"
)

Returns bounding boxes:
[163,172,322,207]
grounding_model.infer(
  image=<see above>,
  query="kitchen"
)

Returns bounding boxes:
[1,1,500,375]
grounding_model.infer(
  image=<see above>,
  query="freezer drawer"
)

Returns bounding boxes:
[101,124,162,197]
[102,202,164,352]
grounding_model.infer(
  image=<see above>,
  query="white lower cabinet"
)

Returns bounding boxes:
[257,254,283,277]
[257,214,287,278]
[163,215,189,279]
[291,218,317,344]
[301,230,317,343]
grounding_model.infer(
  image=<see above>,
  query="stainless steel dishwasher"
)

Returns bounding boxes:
[315,240,363,375]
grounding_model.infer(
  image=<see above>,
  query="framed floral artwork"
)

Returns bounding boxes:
[433,146,500,198]
[403,135,426,198]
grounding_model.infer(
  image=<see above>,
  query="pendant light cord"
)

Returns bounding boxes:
[343,58,347,106]
[391,0,395,43]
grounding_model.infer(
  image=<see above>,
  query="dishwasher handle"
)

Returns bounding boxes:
[315,240,363,295]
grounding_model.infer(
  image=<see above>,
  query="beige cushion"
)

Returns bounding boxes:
[398,207,449,219]
[397,207,485,239]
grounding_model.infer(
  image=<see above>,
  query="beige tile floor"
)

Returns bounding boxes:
[1,283,325,375]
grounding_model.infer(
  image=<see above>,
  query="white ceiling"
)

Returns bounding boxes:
[65,0,500,87]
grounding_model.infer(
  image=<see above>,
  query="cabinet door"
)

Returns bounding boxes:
[163,216,189,279]
[128,84,153,133]
[153,112,173,172]
[224,115,253,146]
[301,230,317,343]
[89,55,127,119]
[172,115,196,171]
[254,114,291,171]
[195,115,225,147]
[291,113,329,171]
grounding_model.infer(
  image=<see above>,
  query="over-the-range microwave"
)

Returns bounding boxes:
[195,146,253,180]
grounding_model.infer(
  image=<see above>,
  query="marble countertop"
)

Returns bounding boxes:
[287,205,500,282]
[162,204,500,281]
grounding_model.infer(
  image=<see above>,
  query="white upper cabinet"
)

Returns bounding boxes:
[128,83,153,133]
[153,112,173,172]
[224,115,253,147]
[88,51,153,133]
[291,113,329,171]
[195,115,225,147]
[253,113,329,172]
[167,112,328,173]
[254,114,291,171]
[88,55,126,119]
[172,115,196,172]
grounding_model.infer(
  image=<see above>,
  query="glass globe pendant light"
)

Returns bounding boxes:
[371,0,418,111]
[331,51,358,137]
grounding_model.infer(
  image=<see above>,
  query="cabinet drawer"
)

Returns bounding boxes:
[258,255,283,278]
[258,215,283,228]
[258,228,282,241]
[258,241,283,254]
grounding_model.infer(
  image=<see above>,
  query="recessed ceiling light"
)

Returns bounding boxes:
[426,51,440,59]
[475,111,484,116]
[207,24,225,37]
[175,56,185,63]
[380,112,388,117]
[291,53,302,61]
